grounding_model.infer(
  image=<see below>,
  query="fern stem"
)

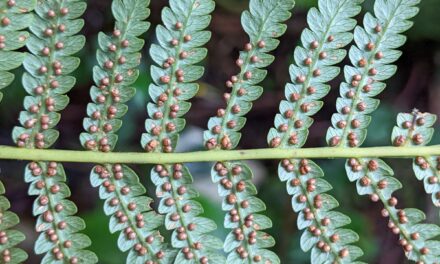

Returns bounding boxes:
[2,145,440,163]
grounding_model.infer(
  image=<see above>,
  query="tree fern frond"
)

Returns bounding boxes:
[79,1,171,261]
[141,0,223,263]
[204,0,295,151]
[326,0,420,148]
[141,0,215,154]
[279,159,364,263]
[80,0,151,152]
[267,0,365,262]
[0,0,36,102]
[11,1,97,262]
[326,0,428,262]
[212,161,280,263]
[90,164,175,264]
[267,0,363,149]
[204,0,295,262]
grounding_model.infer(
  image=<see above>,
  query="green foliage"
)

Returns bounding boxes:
[25,161,98,263]
[392,110,440,210]
[141,0,224,263]
[0,0,438,263]
[90,164,175,263]
[267,0,363,149]
[345,155,440,262]
[141,0,215,153]
[12,0,87,149]
[79,1,175,263]
[0,180,28,263]
[324,0,439,263]
[268,0,365,262]
[80,0,151,152]
[0,0,36,102]
[204,0,295,262]
[151,164,224,263]
[212,161,279,263]
[326,0,421,148]
[10,0,97,262]
[204,0,295,150]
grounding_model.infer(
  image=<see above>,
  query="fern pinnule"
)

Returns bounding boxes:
[79,0,173,263]
[11,1,98,262]
[344,142,440,262]
[0,180,28,263]
[142,0,225,263]
[205,0,295,262]
[268,0,365,262]
[0,0,36,102]
[325,0,440,262]
[80,0,151,153]
[392,110,440,211]
[326,0,421,148]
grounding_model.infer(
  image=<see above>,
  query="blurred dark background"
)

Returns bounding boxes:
[1,0,440,263]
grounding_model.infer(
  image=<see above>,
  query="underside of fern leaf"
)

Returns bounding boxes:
[345,155,440,262]
[326,0,421,148]
[11,0,98,262]
[267,0,365,262]
[204,0,295,263]
[0,0,36,102]
[78,1,174,263]
[0,0,437,263]
[141,0,225,263]
[324,0,435,262]
[0,180,28,263]
[392,110,440,212]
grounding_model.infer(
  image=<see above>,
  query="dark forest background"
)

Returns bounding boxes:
[1,0,440,263]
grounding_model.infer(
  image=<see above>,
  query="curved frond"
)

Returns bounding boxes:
[346,156,440,262]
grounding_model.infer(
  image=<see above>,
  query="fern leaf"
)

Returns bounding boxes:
[141,0,215,154]
[212,161,280,263]
[141,0,224,263]
[392,110,440,210]
[151,163,224,263]
[11,1,97,262]
[204,0,295,262]
[79,1,174,262]
[267,0,365,262]
[267,0,363,149]
[204,0,294,151]
[0,0,36,102]
[0,180,28,263]
[325,0,432,262]
[90,164,176,263]
[345,157,440,262]
[326,0,420,147]
[80,0,151,152]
